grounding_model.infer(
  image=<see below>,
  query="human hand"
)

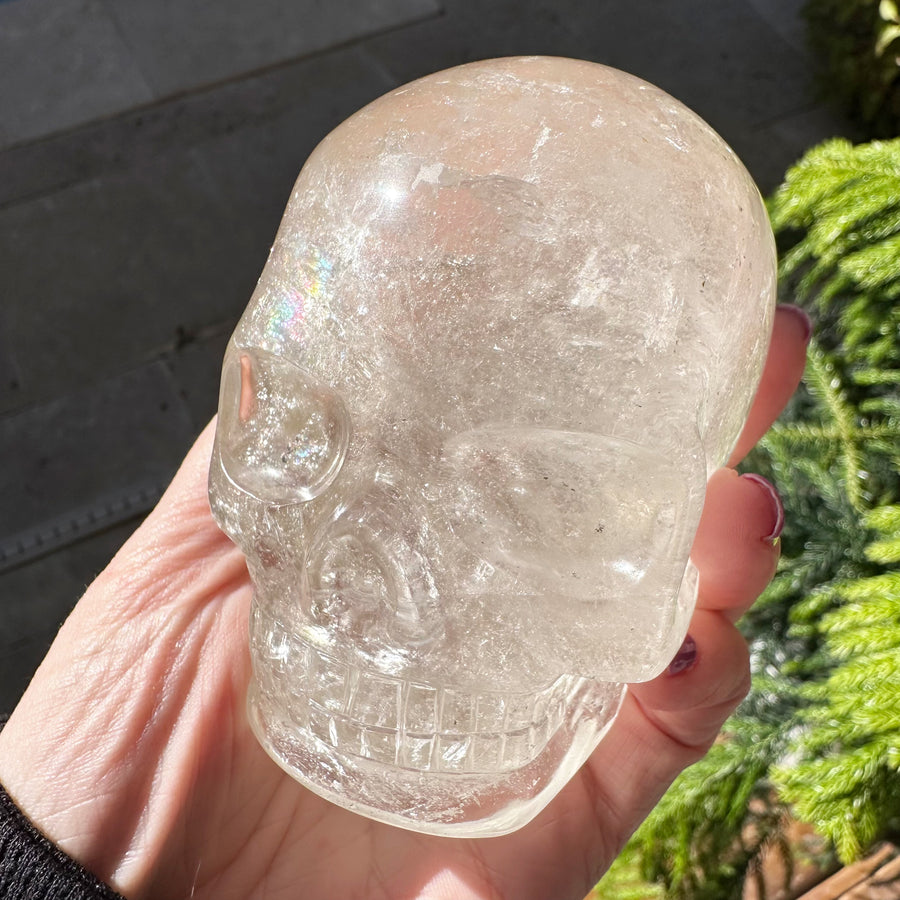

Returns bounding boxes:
[0,305,809,900]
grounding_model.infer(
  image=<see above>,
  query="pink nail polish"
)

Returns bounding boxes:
[666,634,697,676]
[741,473,785,543]
[778,304,813,345]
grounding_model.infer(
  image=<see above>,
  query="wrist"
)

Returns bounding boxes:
[0,608,153,887]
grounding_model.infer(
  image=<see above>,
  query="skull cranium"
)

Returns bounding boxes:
[209,56,776,835]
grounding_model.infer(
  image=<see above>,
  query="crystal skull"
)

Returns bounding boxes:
[208,56,776,836]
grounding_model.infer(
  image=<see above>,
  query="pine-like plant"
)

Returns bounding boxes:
[775,505,900,862]
[598,137,900,898]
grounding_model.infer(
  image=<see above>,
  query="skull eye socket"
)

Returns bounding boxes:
[445,427,699,596]
[218,346,350,504]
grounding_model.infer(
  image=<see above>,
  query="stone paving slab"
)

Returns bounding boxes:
[0,0,439,150]
[360,0,592,98]
[745,0,809,50]
[187,46,399,268]
[0,44,395,209]
[0,0,153,149]
[0,360,193,550]
[0,147,259,416]
[104,0,439,97]
[364,0,850,192]
[0,46,398,417]
[0,44,397,710]
[161,326,232,432]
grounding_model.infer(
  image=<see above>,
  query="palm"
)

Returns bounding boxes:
[113,450,763,900]
[0,306,809,900]
[131,524,617,900]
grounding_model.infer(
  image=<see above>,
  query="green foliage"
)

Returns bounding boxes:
[626,715,794,900]
[804,0,900,136]
[773,508,900,862]
[615,137,900,898]
[594,842,664,900]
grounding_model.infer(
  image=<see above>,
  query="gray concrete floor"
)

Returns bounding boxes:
[0,0,854,715]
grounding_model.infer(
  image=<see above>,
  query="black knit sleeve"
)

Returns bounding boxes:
[0,712,125,900]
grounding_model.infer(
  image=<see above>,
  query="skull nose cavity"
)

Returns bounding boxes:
[307,497,443,648]
[309,529,396,627]
[218,347,350,504]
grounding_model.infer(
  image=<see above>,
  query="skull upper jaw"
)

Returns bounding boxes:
[246,643,626,836]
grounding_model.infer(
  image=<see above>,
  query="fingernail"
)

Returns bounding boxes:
[779,304,813,345]
[666,634,697,676]
[741,473,785,544]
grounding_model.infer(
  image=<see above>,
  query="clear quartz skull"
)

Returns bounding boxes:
[209,56,776,837]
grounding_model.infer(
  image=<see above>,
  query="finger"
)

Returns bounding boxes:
[728,304,810,466]
[565,609,750,871]
[627,609,750,744]
[691,467,783,620]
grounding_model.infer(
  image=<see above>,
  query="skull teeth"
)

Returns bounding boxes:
[255,620,573,774]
